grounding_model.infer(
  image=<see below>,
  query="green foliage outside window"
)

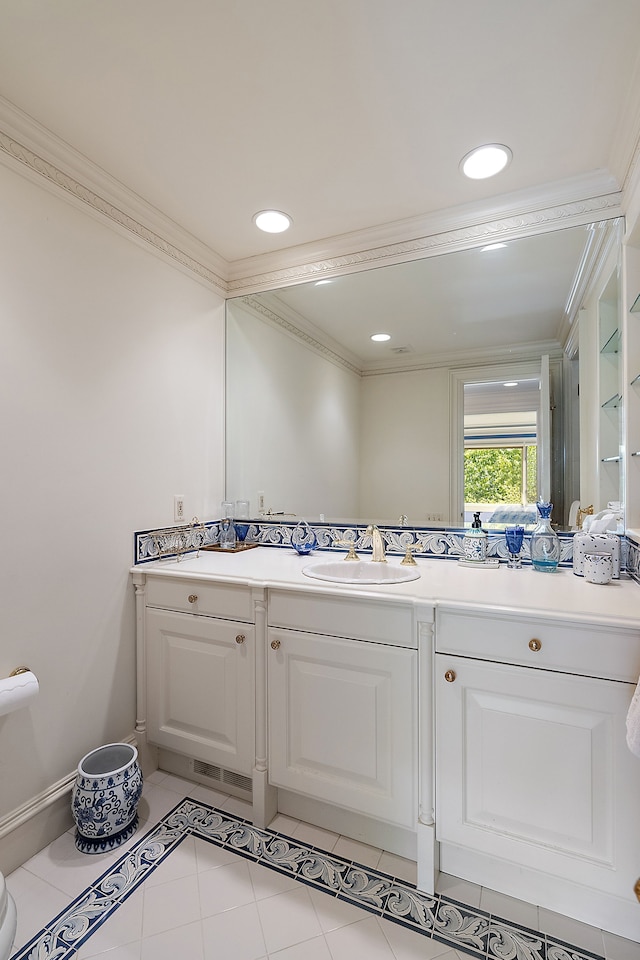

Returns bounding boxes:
[464,446,536,504]
[526,446,537,502]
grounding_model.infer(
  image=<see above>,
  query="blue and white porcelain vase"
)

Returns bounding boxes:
[71,743,143,854]
[530,501,561,573]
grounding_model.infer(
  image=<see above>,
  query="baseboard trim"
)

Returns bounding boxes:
[0,734,137,875]
[277,789,416,861]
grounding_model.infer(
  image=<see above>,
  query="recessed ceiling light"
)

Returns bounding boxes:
[461,144,512,180]
[503,381,519,387]
[371,333,391,342]
[253,210,292,233]
[481,242,507,252]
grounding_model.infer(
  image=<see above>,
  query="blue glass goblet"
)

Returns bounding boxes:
[505,525,524,569]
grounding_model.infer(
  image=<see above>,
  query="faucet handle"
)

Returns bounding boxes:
[401,543,423,566]
[334,539,360,561]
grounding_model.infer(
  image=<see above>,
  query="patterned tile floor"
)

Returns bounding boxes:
[6,771,640,960]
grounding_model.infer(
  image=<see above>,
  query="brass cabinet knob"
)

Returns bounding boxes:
[235,634,246,644]
[528,638,542,652]
[188,594,198,604]
[271,639,281,650]
[444,669,456,683]
[634,877,640,903]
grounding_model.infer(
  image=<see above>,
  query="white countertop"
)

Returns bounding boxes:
[133,547,640,630]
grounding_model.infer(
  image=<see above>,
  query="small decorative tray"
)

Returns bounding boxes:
[457,557,500,569]
[201,542,259,554]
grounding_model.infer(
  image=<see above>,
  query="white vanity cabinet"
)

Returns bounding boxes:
[140,575,256,777]
[435,605,640,938]
[266,589,419,837]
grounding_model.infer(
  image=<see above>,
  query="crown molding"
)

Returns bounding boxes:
[0,95,229,296]
[0,93,631,308]
[359,340,563,377]
[227,179,623,296]
[236,289,563,377]
[237,294,362,376]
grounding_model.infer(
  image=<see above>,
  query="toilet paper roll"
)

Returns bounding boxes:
[0,670,39,718]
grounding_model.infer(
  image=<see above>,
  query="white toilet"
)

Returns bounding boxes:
[0,872,16,960]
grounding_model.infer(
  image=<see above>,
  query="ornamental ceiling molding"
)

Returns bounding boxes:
[238,293,562,378]
[239,295,362,376]
[0,96,630,303]
[227,192,624,296]
[0,105,227,296]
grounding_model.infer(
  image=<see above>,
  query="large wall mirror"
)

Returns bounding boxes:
[225,219,623,531]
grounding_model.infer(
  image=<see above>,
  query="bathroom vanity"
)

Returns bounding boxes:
[131,548,640,940]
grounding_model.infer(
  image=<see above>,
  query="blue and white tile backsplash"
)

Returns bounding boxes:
[134,517,580,568]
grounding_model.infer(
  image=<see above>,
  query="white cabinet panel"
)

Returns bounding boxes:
[436,654,640,898]
[268,628,416,827]
[146,608,254,774]
[268,590,416,647]
[436,607,640,682]
[145,576,252,621]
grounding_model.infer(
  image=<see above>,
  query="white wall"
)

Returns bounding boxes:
[226,301,361,519]
[0,162,225,839]
[359,368,451,523]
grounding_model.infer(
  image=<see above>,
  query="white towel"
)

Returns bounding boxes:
[626,680,640,758]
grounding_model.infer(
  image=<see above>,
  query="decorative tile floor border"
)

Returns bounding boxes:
[12,798,605,960]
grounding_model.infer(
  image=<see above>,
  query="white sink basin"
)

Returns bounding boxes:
[302,559,420,584]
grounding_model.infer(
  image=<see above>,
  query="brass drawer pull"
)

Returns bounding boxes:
[271,639,281,650]
[444,669,456,683]
[529,638,542,652]
[235,634,246,644]
[188,594,198,604]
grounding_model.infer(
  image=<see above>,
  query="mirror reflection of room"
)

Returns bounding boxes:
[226,220,623,530]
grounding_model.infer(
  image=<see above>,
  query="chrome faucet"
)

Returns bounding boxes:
[366,524,386,562]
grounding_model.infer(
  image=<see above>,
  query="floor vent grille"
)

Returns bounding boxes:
[192,759,252,795]
[193,760,222,781]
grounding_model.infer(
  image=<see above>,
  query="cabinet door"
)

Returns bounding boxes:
[146,609,254,775]
[435,654,640,898]
[268,628,416,827]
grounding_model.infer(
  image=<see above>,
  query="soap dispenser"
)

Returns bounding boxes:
[463,512,488,562]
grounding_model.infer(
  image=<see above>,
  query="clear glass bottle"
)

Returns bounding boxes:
[530,501,561,572]
[219,517,237,550]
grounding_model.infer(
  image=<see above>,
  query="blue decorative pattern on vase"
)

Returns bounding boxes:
[71,743,143,854]
[291,519,317,554]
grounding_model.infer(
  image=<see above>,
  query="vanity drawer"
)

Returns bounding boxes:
[145,576,253,622]
[268,589,417,648]
[436,607,640,682]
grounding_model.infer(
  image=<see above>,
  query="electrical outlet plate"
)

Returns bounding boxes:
[174,495,185,522]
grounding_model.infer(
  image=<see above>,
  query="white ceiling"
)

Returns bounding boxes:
[1,0,639,265]
[1,1,639,362]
